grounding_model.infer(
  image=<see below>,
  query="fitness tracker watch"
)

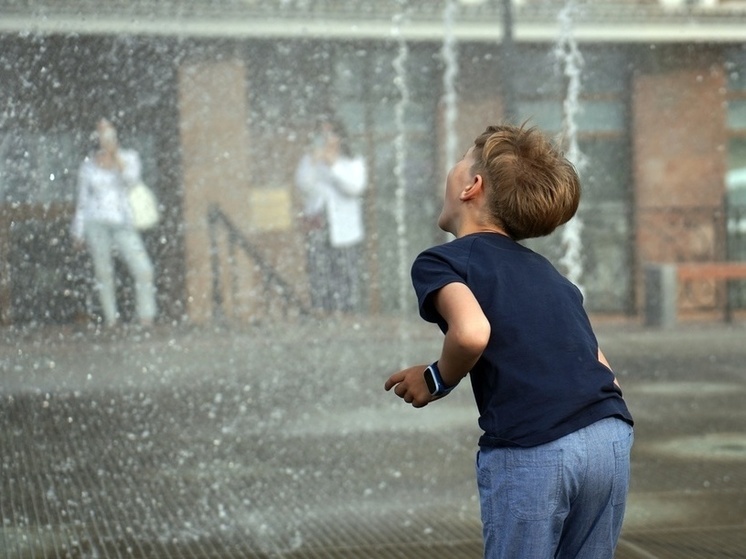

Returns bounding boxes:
[423,361,455,398]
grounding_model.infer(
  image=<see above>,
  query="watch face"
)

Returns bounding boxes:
[424,367,437,394]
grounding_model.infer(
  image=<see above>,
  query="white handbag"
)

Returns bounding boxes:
[128,181,160,230]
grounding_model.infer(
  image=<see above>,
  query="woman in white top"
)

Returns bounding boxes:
[71,118,156,328]
[295,118,367,312]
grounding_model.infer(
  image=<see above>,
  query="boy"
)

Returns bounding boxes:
[384,124,633,559]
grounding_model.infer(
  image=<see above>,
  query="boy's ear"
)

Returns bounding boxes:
[459,174,484,201]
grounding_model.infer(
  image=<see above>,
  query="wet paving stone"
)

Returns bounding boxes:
[1,319,745,558]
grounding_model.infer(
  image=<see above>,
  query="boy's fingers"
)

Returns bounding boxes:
[384,371,405,391]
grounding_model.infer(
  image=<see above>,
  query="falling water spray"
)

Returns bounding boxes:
[554,1,587,292]
[392,9,411,352]
[442,0,459,174]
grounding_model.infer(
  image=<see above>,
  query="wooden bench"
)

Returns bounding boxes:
[676,262,746,322]
[645,262,746,326]
[677,262,746,282]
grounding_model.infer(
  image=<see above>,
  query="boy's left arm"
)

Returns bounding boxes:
[598,348,621,389]
[384,282,490,408]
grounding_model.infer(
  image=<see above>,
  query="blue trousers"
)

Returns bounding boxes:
[476,417,633,559]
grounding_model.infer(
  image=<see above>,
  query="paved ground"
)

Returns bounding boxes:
[1,316,745,558]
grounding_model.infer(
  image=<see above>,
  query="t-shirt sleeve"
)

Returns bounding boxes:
[411,246,466,326]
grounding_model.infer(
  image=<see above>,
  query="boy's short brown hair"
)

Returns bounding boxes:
[472,124,580,241]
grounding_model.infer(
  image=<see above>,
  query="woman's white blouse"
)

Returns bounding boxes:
[71,149,141,240]
[294,153,367,248]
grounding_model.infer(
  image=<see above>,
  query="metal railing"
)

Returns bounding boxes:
[207,205,309,321]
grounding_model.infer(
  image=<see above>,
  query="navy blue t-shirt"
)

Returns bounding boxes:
[412,232,633,448]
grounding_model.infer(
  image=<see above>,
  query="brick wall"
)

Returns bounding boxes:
[178,60,254,323]
[632,49,729,313]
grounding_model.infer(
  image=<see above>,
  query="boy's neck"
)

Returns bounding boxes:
[455,221,510,239]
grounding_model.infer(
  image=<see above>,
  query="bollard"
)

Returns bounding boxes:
[644,263,677,328]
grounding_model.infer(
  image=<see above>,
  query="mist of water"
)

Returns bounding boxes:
[392,10,411,338]
[554,0,587,292]
[442,0,460,174]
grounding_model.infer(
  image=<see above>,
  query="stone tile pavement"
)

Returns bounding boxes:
[1,317,745,558]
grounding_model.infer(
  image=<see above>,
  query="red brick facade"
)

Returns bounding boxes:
[632,53,730,314]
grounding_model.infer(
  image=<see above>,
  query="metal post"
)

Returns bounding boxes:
[724,194,733,322]
[208,206,224,321]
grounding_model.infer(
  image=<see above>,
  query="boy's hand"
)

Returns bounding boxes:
[384,364,432,408]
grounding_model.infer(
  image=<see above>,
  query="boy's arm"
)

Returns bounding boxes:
[384,282,490,407]
[433,282,491,386]
[598,348,621,389]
